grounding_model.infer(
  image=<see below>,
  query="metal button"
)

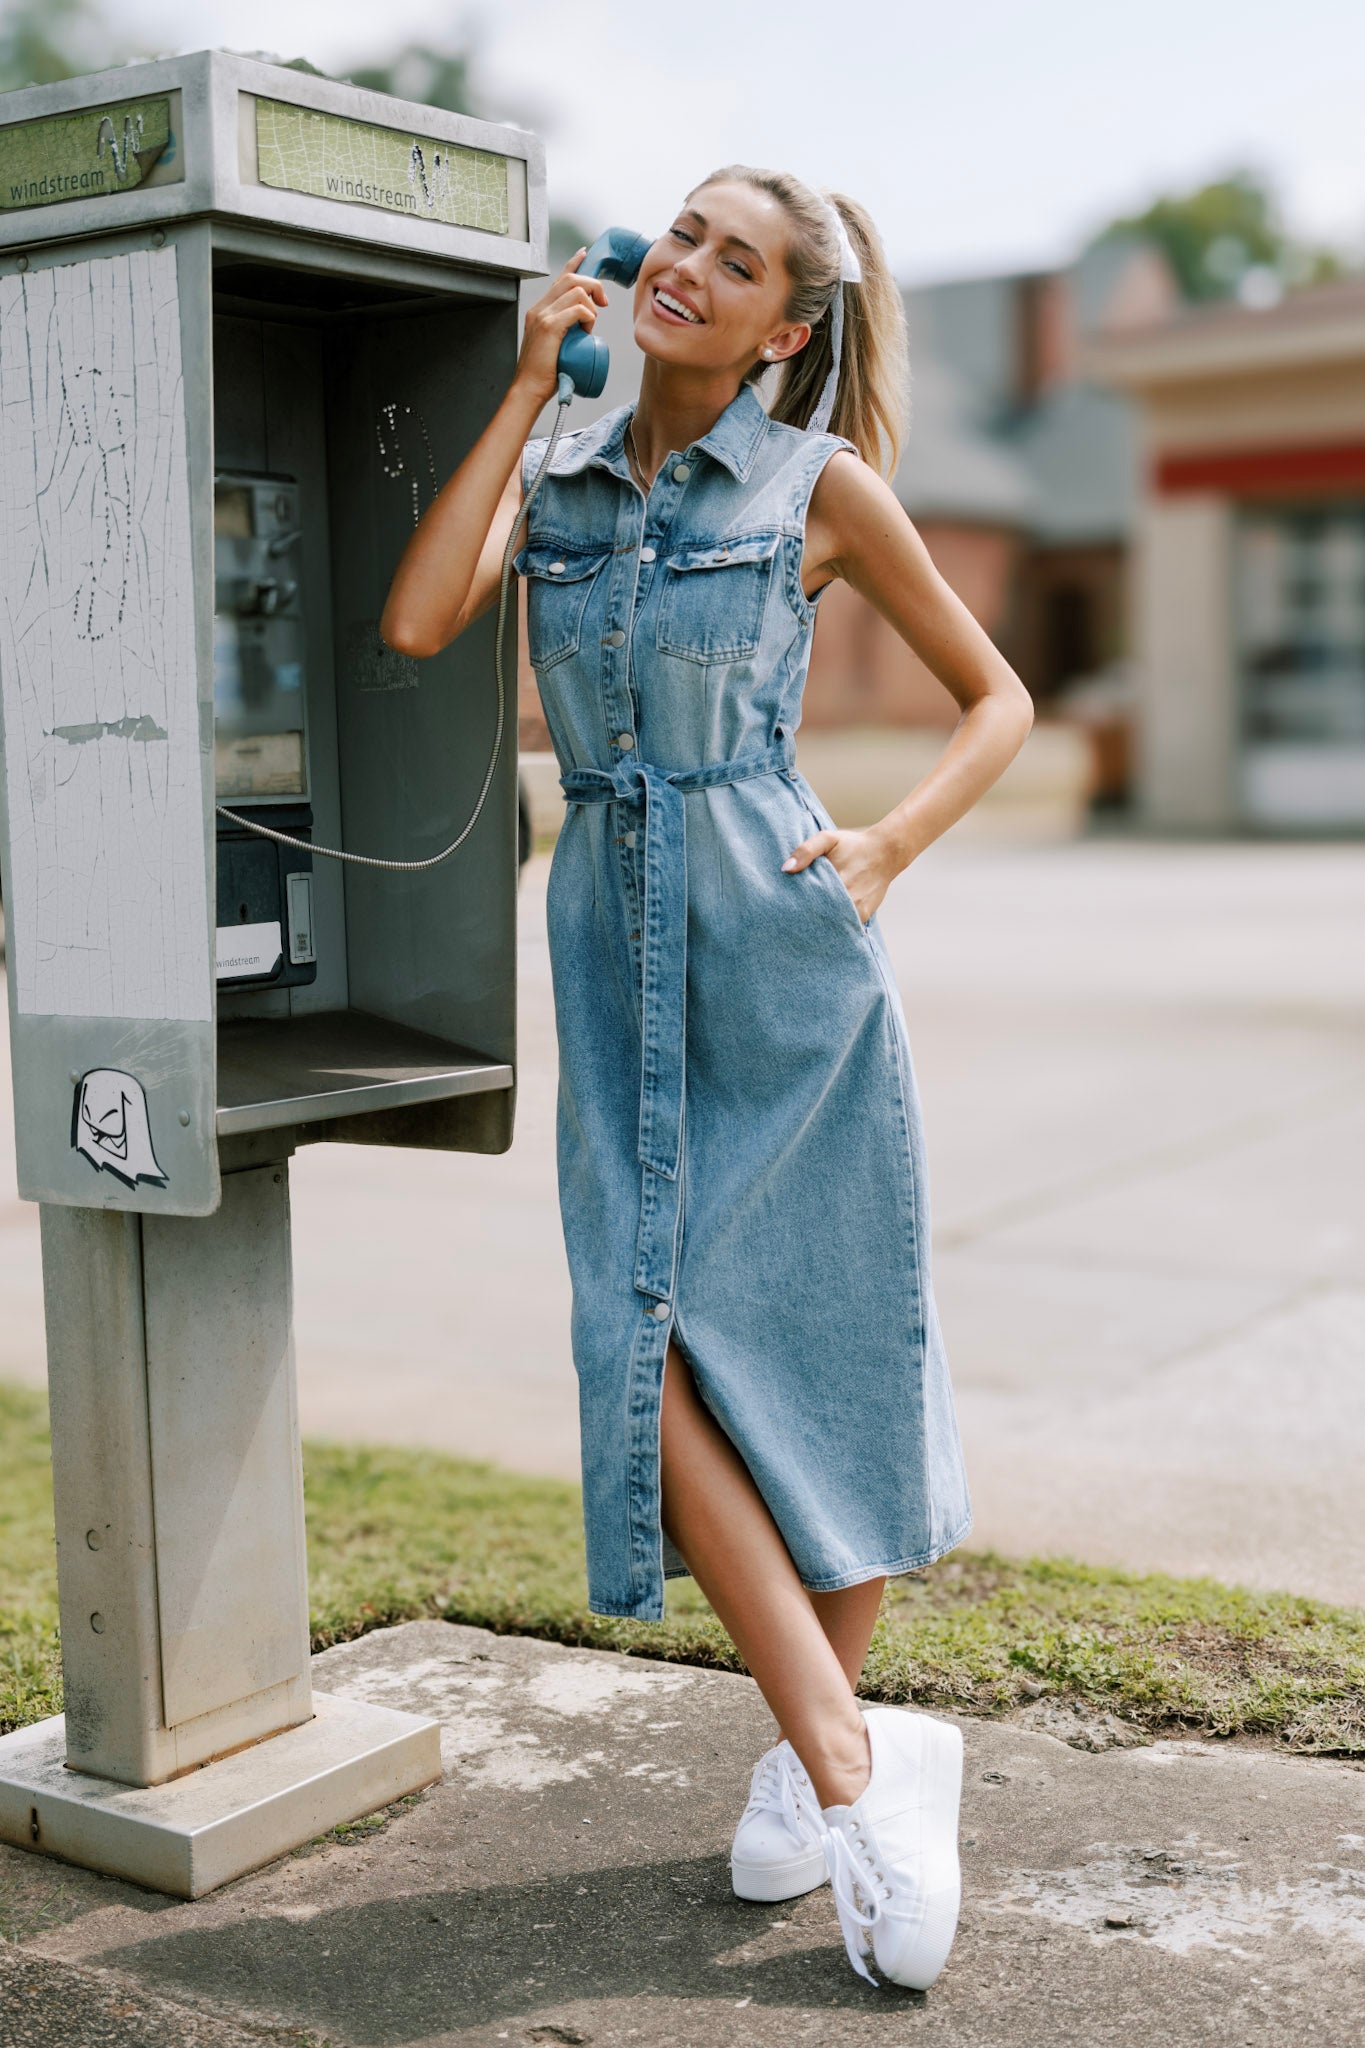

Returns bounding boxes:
[548,560,566,574]
[615,732,635,750]
[672,463,691,483]
[651,1300,671,1320]
[604,628,626,647]
[639,545,657,562]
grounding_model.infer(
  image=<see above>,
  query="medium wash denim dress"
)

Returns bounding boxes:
[516,378,971,1621]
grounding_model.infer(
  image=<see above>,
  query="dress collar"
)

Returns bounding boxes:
[543,378,771,485]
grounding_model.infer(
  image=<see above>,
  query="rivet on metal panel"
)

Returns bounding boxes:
[151,229,166,248]
[178,1110,191,1127]
[89,1612,106,1634]
[15,255,27,272]
[69,1069,81,1085]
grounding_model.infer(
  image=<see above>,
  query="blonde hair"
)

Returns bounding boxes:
[686,165,910,479]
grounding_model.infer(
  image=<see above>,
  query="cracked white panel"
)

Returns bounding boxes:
[0,246,209,1022]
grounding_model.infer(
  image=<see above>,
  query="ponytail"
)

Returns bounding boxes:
[687,167,910,479]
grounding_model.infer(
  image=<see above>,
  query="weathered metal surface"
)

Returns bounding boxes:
[0,232,220,1217]
[142,1164,311,1731]
[0,53,543,271]
[0,248,207,1024]
[216,1011,512,1136]
[37,1174,314,1785]
[0,1691,441,1897]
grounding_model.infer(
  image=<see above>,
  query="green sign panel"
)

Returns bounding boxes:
[255,99,509,235]
[0,97,171,213]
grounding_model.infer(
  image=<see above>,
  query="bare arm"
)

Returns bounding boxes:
[780,451,1035,917]
[379,250,610,659]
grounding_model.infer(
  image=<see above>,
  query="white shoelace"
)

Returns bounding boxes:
[743,1743,817,1844]
[822,1812,925,1990]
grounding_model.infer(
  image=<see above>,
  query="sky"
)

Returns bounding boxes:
[93,0,1365,282]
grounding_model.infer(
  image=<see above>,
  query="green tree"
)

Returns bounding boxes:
[345,46,480,118]
[1106,170,1346,303]
[0,0,144,92]
[343,41,591,263]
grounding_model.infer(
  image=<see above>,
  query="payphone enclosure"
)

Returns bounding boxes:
[0,51,544,1219]
[0,54,547,1890]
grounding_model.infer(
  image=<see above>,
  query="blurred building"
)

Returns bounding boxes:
[802,233,1177,808]
[1089,277,1365,833]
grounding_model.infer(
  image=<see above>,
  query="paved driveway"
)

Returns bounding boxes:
[3,830,1362,1603]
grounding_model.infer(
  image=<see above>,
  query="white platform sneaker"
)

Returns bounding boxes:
[820,1705,964,1990]
[729,1739,829,1902]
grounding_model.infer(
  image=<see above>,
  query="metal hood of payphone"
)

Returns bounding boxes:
[0,49,546,277]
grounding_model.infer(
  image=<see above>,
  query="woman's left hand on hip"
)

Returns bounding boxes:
[781,826,896,923]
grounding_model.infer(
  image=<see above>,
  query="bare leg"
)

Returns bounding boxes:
[809,1579,887,1693]
[769,1579,887,1748]
[659,1341,872,1808]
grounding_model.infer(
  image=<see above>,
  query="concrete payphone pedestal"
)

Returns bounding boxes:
[0,54,545,1896]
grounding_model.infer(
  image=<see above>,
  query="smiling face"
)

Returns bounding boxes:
[632,180,813,378]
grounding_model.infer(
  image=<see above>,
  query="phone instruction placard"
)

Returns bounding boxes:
[216,922,284,983]
[253,98,510,235]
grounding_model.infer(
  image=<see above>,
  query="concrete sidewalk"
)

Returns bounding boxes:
[4,1620,1364,2046]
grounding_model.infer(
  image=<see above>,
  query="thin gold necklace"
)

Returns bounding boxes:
[626,415,651,494]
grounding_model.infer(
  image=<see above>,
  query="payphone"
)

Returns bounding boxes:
[0,52,546,1894]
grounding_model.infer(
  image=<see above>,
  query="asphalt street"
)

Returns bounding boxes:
[2,823,1362,1603]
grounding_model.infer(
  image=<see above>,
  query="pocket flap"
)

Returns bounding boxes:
[665,533,782,574]
[514,542,611,582]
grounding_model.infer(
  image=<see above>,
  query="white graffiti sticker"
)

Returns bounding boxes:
[71,1069,167,1190]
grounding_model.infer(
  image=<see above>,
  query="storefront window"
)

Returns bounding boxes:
[1236,503,1365,825]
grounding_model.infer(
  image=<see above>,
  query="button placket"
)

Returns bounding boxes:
[598,446,700,770]
[600,497,646,747]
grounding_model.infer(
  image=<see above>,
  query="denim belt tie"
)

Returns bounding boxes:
[559,730,797,1305]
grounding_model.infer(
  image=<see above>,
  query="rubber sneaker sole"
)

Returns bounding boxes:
[730,1842,830,1903]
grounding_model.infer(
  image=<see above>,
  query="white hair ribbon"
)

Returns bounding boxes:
[806,197,862,435]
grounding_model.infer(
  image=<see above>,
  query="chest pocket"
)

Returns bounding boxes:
[656,532,783,664]
[517,543,611,670]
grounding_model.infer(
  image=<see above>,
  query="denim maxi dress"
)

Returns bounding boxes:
[516,378,971,1621]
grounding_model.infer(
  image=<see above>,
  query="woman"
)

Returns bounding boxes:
[382,166,1033,1992]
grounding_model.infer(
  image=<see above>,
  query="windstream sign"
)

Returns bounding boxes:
[0,98,173,212]
[254,99,511,235]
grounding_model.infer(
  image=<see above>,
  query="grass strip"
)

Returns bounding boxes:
[3,1382,1362,1752]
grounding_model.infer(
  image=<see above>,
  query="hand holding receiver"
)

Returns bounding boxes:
[554,228,653,397]
[513,247,610,409]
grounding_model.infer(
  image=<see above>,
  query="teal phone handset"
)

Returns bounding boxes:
[554,228,652,400]
[214,228,654,901]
